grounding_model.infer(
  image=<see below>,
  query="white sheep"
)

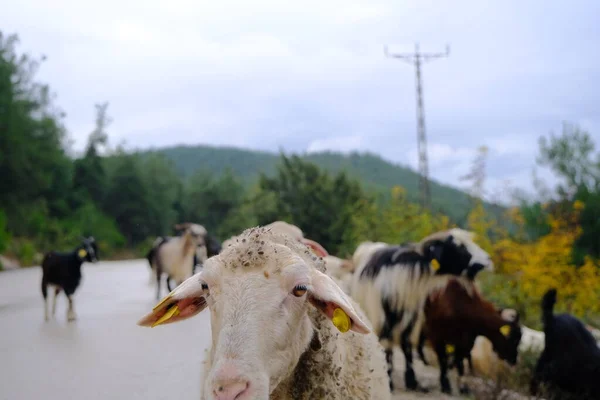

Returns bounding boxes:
[138,226,391,400]
[222,220,329,258]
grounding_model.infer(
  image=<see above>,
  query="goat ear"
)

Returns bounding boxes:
[307,269,370,334]
[500,324,511,337]
[137,273,208,328]
[428,240,445,263]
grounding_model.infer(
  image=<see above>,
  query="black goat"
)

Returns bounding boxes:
[530,288,600,399]
[41,237,98,322]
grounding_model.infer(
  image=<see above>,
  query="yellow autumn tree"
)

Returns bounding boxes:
[348,185,451,249]
[490,200,600,324]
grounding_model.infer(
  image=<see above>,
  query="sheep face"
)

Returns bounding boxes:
[137,227,370,400]
[421,228,493,277]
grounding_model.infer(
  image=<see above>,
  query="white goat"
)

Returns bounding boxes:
[148,228,203,300]
[138,226,391,400]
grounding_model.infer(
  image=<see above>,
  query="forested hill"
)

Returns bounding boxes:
[143,145,504,222]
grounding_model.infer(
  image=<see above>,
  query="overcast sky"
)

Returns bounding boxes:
[2,0,599,203]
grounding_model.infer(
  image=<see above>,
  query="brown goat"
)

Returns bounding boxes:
[423,278,522,395]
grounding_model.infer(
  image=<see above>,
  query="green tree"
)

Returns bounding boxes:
[0,31,72,233]
[0,210,9,254]
[71,103,111,209]
[535,122,600,262]
[141,154,182,235]
[256,154,366,255]
[104,155,152,245]
[537,122,599,197]
[184,168,248,239]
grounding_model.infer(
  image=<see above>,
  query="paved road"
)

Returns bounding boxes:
[0,259,469,400]
[0,259,210,400]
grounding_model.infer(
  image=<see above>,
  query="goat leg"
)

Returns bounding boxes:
[435,342,452,395]
[41,280,49,321]
[401,324,427,392]
[52,287,60,317]
[66,295,77,321]
[383,342,394,392]
[417,333,429,365]
[454,350,470,395]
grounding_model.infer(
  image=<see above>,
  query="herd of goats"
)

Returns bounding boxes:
[39,220,600,399]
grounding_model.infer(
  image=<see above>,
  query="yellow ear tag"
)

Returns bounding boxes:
[500,325,511,337]
[431,259,440,271]
[152,304,180,327]
[78,249,87,258]
[152,293,173,311]
[332,308,351,333]
[446,344,455,354]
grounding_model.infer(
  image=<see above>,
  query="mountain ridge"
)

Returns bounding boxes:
[140,144,504,222]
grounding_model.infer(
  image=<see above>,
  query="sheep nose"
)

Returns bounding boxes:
[213,380,249,400]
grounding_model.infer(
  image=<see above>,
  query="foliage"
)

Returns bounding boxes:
[61,203,126,253]
[140,154,183,235]
[254,154,365,255]
[0,31,72,233]
[70,103,109,209]
[183,168,251,240]
[347,185,452,253]
[103,154,153,245]
[481,201,600,328]
[535,122,600,261]
[145,145,505,224]
[0,210,9,253]
[537,122,599,197]
[460,146,497,254]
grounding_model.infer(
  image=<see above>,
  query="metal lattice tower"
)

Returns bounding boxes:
[385,43,450,210]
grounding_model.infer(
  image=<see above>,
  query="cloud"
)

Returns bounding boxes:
[1,0,599,202]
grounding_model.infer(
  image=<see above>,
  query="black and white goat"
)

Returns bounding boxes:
[40,237,98,322]
[348,228,493,392]
[530,288,600,399]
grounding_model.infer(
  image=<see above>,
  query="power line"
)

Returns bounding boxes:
[384,43,450,210]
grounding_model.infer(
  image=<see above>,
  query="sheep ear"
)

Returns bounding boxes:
[308,269,370,334]
[137,273,209,328]
[301,238,329,257]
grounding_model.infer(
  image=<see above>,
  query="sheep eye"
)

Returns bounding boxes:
[292,284,308,297]
[201,282,209,291]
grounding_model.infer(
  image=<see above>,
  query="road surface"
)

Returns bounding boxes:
[0,259,465,400]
